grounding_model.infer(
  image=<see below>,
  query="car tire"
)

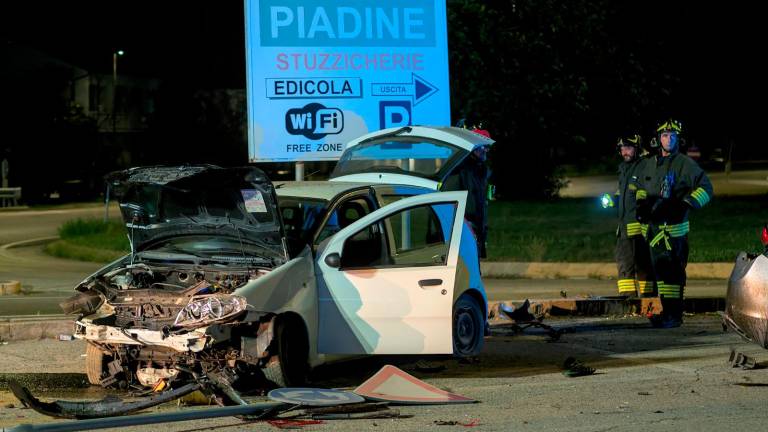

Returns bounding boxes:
[453,293,485,357]
[85,343,110,385]
[263,316,309,387]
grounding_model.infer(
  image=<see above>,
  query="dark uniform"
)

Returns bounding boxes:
[636,141,713,325]
[615,156,654,296]
[442,152,491,258]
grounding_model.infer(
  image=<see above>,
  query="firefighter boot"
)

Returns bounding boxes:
[650,295,683,328]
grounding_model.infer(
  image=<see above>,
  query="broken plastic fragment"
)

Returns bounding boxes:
[8,380,202,419]
[729,349,758,369]
[562,357,596,377]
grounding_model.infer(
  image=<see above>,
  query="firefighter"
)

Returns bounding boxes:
[444,119,493,258]
[608,134,654,297]
[636,119,713,327]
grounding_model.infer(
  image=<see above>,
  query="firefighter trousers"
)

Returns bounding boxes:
[615,234,653,296]
[648,227,689,320]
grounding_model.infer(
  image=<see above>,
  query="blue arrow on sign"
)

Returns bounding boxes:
[371,73,438,106]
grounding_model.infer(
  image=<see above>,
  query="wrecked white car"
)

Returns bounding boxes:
[62,126,491,391]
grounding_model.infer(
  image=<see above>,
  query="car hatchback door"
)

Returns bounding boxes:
[316,191,467,355]
[329,126,493,190]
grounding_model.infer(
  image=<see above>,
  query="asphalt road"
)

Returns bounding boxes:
[0,204,120,246]
[0,205,755,431]
[2,315,766,431]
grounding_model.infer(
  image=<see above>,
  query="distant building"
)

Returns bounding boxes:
[2,42,160,202]
[73,72,160,133]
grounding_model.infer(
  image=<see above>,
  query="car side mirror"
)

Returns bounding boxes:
[324,253,341,268]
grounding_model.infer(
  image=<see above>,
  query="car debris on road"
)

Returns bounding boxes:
[6,364,474,431]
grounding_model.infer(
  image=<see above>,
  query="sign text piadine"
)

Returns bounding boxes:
[259,0,436,47]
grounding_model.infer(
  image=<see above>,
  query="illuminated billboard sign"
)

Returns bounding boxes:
[244,0,451,162]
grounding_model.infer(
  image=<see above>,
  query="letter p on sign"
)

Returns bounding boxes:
[379,101,412,129]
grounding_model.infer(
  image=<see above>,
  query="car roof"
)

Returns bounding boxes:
[274,181,370,201]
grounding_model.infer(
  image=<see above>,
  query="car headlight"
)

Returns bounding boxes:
[173,294,247,328]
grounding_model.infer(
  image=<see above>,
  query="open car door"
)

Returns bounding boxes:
[317,191,467,355]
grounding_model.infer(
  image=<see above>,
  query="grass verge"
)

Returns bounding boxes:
[44,218,129,263]
[47,196,767,264]
[486,195,767,262]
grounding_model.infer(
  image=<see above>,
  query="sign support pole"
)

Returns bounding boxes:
[295,161,305,182]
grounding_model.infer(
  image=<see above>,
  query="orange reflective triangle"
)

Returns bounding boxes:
[354,365,476,405]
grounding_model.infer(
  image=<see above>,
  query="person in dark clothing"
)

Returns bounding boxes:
[442,128,493,258]
[610,134,654,297]
[636,119,713,328]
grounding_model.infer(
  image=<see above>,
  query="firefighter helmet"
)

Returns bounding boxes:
[616,134,642,149]
[656,119,683,134]
[655,119,684,153]
[650,119,683,149]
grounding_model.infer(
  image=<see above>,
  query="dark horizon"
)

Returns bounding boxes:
[0,1,761,202]
[2,1,758,141]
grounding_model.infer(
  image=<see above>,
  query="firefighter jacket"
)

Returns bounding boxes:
[441,155,491,256]
[616,157,647,238]
[635,152,713,238]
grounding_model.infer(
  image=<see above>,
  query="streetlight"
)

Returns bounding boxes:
[106,49,124,222]
[112,49,124,134]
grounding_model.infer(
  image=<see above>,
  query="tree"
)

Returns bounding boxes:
[447,0,681,198]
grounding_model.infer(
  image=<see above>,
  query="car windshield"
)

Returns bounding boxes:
[278,196,328,244]
[331,138,468,181]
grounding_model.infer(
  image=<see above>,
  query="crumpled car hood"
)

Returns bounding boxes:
[106,165,286,259]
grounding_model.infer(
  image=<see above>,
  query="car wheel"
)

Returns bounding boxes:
[85,343,111,385]
[453,294,484,357]
[263,316,309,387]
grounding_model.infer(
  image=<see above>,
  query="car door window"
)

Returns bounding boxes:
[278,197,327,256]
[341,202,456,269]
[316,197,373,245]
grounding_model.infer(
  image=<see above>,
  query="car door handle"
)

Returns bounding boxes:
[418,279,443,288]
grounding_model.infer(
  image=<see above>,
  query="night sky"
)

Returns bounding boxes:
[1,1,760,155]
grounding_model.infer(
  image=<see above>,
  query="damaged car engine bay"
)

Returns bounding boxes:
[52,165,301,400]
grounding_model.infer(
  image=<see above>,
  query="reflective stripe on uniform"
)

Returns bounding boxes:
[690,187,710,207]
[636,190,647,200]
[650,225,672,250]
[617,279,636,294]
[650,222,689,250]
[658,282,681,299]
[626,222,643,237]
[668,221,689,237]
[641,224,649,238]
[637,280,654,294]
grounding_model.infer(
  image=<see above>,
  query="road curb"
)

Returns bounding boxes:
[1,236,59,250]
[0,297,727,342]
[0,315,73,342]
[488,297,725,322]
[0,236,60,264]
[481,261,733,279]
